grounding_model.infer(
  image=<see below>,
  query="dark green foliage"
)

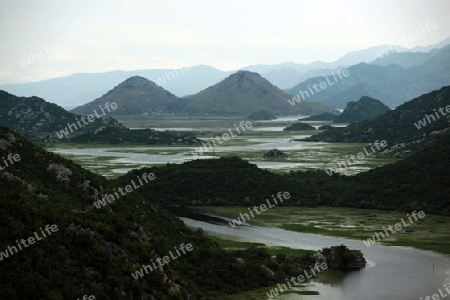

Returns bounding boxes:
[67,127,202,145]
[321,245,366,270]
[0,126,312,299]
[303,112,337,121]
[283,122,316,131]
[263,148,287,158]
[117,134,450,213]
[0,90,201,146]
[318,125,334,130]
[0,90,120,143]
[333,96,390,123]
[306,86,450,156]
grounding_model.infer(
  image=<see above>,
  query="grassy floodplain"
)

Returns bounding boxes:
[195,206,450,255]
[48,115,397,178]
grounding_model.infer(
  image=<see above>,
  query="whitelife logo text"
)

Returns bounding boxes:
[0,224,59,261]
[56,102,118,139]
[93,172,155,209]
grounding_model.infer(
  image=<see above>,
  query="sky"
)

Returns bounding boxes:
[0,0,449,84]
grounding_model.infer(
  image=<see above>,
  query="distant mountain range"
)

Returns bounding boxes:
[71,71,334,116]
[1,38,449,109]
[0,65,231,109]
[333,96,390,123]
[71,76,180,115]
[242,38,450,88]
[305,85,450,157]
[288,45,450,108]
[182,71,332,115]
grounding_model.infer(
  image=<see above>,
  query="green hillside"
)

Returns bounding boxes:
[305,86,450,156]
[334,96,390,123]
[0,90,201,146]
[0,126,329,299]
[116,134,450,214]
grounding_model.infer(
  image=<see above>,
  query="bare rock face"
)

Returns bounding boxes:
[47,163,72,183]
[0,131,17,150]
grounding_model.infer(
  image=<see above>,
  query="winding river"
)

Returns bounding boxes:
[181,217,450,300]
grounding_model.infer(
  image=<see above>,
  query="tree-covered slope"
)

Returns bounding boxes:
[117,135,450,214]
[305,86,450,156]
[0,126,308,299]
[334,96,390,123]
[0,90,122,143]
[0,90,201,146]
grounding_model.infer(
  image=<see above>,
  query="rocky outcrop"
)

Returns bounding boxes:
[318,245,366,271]
[47,163,72,183]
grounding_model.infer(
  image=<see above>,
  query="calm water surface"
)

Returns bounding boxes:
[181,217,450,300]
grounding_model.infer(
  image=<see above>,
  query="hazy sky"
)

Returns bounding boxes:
[0,0,449,84]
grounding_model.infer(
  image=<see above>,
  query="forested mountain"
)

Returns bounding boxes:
[0,126,323,299]
[0,90,122,143]
[0,91,201,146]
[333,96,390,123]
[305,86,450,156]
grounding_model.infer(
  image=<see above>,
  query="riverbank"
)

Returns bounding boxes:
[180,216,450,300]
[206,235,347,300]
[193,206,450,255]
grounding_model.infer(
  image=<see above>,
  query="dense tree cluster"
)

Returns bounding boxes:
[118,134,450,214]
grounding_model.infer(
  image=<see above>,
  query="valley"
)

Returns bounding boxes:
[43,114,446,299]
[1,6,449,297]
[48,115,396,178]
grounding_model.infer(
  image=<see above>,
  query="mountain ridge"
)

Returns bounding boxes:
[288,45,450,108]
[304,85,450,157]
[71,76,181,115]
[3,38,449,108]
[0,90,201,146]
[184,70,333,115]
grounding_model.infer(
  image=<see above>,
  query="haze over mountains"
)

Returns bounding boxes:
[2,39,449,110]
[72,71,333,116]
[288,45,450,108]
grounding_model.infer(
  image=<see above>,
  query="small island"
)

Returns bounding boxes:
[263,148,287,158]
[317,245,367,270]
